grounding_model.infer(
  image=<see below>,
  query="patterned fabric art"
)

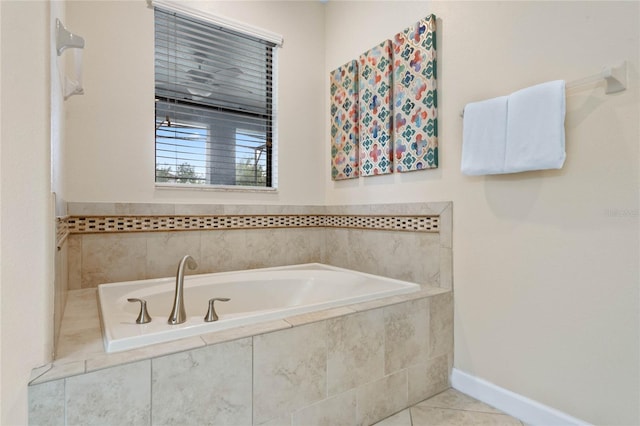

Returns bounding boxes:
[330,60,359,180]
[358,40,394,176]
[392,15,438,172]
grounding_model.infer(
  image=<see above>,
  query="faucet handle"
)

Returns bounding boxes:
[204,298,230,322]
[127,298,152,324]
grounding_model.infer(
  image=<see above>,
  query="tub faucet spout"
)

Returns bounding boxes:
[168,255,198,325]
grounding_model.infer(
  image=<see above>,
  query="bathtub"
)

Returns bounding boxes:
[98,263,420,353]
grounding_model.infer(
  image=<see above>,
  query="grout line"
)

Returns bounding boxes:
[409,404,414,426]
[63,378,67,426]
[251,335,255,425]
[149,358,153,426]
[416,404,520,420]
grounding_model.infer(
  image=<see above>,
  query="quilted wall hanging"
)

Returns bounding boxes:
[358,40,393,176]
[329,14,437,180]
[330,60,359,180]
[392,15,438,172]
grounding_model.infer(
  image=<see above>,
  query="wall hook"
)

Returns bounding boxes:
[56,19,84,56]
[602,61,627,94]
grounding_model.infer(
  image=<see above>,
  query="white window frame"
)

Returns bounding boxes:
[150,0,282,192]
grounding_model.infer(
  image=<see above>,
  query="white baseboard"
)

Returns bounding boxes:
[451,368,591,426]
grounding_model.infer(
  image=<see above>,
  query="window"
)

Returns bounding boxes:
[154,6,278,188]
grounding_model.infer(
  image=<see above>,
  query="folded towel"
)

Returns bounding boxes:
[461,80,566,176]
[504,80,566,173]
[461,96,508,175]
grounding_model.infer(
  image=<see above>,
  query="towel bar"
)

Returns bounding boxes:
[460,61,627,117]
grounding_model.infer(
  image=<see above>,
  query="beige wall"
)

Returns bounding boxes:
[64,0,326,205]
[325,1,639,425]
[0,1,55,424]
[1,0,637,424]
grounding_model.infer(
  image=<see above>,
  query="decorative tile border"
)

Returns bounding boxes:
[323,215,438,231]
[59,214,439,241]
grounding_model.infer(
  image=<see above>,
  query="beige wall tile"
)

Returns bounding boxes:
[145,231,201,279]
[288,227,324,264]
[244,228,293,269]
[174,203,225,215]
[243,227,325,269]
[415,233,441,285]
[222,204,272,215]
[324,228,440,287]
[327,310,384,396]
[438,204,452,249]
[439,247,453,289]
[243,229,282,269]
[376,232,439,285]
[67,234,82,290]
[81,233,147,288]
[356,370,408,426]
[152,338,252,425]
[384,299,430,374]
[322,228,350,268]
[346,229,379,276]
[67,202,116,215]
[28,380,65,426]
[114,202,175,215]
[253,322,327,424]
[407,354,450,406]
[292,389,357,426]
[429,292,454,358]
[200,229,248,273]
[66,360,151,425]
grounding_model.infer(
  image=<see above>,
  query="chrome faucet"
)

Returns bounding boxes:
[168,255,198,325]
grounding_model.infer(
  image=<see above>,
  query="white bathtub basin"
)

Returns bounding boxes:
[97,263,420,352]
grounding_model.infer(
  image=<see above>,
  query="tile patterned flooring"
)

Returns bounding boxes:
[374,388,524,426]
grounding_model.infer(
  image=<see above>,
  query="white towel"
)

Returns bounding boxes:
[461,96,508,175]
[504,80,566,173]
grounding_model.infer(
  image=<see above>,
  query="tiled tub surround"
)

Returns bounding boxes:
[30,286,453,425]
[62,202,452,291]
[33,202,452,424]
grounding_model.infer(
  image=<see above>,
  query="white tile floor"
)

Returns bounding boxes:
[374,389,524,426]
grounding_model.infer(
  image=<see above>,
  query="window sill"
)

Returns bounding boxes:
[155,182,278,193]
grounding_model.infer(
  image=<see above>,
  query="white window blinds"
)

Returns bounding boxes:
[154,6,277,188]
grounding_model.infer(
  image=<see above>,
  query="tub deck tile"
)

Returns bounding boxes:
[86,335,206,373]
[350,287,448,313]
[285,306,356,327]
[29,360,86,385]
[201,319,292,346]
